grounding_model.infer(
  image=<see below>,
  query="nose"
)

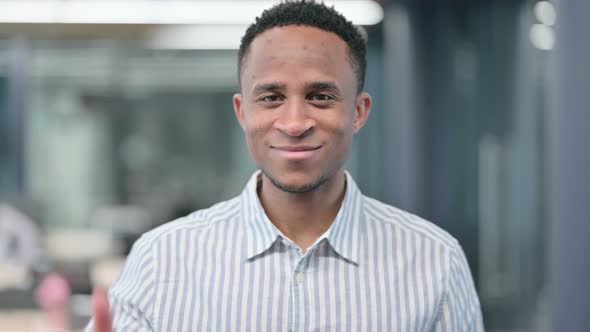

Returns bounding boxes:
[273,100,315,137]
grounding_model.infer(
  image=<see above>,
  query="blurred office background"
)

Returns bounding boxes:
[0,0,588,331]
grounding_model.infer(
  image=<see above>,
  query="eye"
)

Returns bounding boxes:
[309,94,334,102]
[259,94,283,103]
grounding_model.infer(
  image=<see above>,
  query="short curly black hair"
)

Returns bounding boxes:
[238,0,367,92]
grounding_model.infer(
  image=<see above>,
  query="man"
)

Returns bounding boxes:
[89,1,483,331]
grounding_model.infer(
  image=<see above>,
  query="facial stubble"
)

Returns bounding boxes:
[259,166,331,194]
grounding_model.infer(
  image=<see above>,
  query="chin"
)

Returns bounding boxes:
[261,168,329,194]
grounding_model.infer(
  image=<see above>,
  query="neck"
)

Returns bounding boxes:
[258,170,347,254]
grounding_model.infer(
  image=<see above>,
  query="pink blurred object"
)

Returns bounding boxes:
[35,273,71,308]
[35,273,71,330]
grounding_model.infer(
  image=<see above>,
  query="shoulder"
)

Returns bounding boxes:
[362,195,459,252]
[136,196,242,249]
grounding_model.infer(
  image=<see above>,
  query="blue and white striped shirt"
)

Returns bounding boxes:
[89,171,483,331]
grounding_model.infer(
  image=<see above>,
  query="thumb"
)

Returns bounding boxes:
[92,287,112,332]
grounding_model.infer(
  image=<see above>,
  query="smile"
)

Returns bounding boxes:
[271,145,322,161]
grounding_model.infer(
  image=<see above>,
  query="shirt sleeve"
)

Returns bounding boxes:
[86,235,155,332]
[432,242,484,332]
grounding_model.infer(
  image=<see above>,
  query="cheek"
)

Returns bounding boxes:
[244,110,274,132]
[323,125,353,159]
[328,115,355,151]
[335,130,354,152]
[323,110,355,138]
[243,124,268,155]
[243,111,277,143]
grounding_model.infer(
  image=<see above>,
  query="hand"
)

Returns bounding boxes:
[92,287,112,332]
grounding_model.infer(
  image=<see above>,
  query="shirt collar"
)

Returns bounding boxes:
[241,171,281,261]
[241,170,365,264]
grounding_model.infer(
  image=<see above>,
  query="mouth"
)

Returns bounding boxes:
[271,145,322,161]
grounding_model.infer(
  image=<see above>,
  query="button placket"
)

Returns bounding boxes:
[292,246,319,332]
[296,271,305,283]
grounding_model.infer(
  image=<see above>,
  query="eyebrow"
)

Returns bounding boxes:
[252,82,286,95]
[251,81,342,95]
[304,81,341,94]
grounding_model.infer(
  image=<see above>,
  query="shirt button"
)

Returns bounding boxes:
[296,272,304,283]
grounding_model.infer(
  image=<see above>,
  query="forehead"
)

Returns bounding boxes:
[240,26,355,89]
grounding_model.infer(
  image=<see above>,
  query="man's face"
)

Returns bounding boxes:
[234,25,371,193]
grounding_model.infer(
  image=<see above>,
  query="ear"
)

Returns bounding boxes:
[233,93,246,131]
[353,92,372,134]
